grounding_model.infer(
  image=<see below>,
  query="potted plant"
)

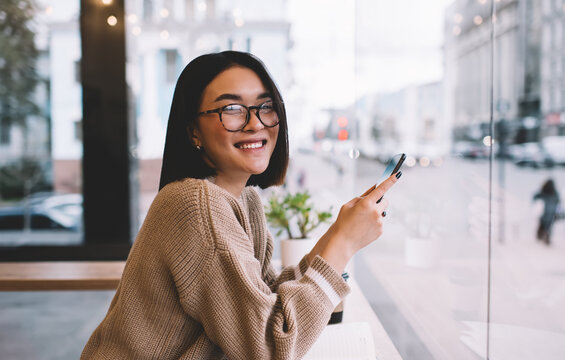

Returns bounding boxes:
[265,191,332,266]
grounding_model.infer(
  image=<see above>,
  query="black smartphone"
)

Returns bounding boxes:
[376,153,406,186]
[376,153,405,203]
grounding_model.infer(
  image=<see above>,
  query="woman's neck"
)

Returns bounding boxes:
[209,173,249,198]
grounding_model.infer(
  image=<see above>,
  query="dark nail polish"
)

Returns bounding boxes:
[395,171,402,179]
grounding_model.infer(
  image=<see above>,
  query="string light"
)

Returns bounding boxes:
[107,15,117,26]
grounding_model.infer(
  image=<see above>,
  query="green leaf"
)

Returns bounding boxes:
[264,190,333,240]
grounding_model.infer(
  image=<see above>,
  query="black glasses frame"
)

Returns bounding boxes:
[197,101,281,132]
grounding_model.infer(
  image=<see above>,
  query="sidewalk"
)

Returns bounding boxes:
[360,166,565,359]
[291,152,565,359]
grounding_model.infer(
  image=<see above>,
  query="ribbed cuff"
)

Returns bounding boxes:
[293,255,310,280]
[303,255,350,308]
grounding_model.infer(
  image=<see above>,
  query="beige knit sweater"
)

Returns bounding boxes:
[81,178,350,360]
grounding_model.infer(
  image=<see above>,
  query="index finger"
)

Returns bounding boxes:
[365,172,400,203]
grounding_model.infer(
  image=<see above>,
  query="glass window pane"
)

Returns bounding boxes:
[0,0,83,246]
[354,0,492,358]
[491,0,565,358]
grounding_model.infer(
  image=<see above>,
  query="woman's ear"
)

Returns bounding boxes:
[187,125,201,149]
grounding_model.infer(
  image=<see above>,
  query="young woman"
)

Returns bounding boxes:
[81,51,399,359]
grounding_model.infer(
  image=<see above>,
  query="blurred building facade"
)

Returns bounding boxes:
[445,0,515,142]
[41,1,83,193]
[30,0,291,194]
[356,82,446,162]
[540,0,565,135]
[443,0,547,144]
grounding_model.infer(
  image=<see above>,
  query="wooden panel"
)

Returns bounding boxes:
[0,261,125,291]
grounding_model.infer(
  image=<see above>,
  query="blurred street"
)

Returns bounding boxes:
[288,150,565,360]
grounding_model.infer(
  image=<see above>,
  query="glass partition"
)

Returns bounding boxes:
[353,0,491,358]
[490,0,565,358]
[0,0,83,246]
[352,0,565,359]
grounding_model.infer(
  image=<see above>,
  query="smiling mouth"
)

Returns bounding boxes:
[235,140,267,149]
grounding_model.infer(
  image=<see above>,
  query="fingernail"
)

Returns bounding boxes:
[395,171,402,179]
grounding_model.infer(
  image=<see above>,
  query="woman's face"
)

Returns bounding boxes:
[194,66,279,184]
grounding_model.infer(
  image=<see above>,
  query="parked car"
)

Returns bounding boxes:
[0,193,82,231]
[453,141,490,159]
[542,136,565,165]
[508,142,554,168]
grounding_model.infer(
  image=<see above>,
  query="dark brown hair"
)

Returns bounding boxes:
[159,51,289,190]
[541,179,557,195]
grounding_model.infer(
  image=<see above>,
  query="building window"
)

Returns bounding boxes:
[143,0,154,20]
[74,119,82,141]
[165,49,178,83]
[74,60,81,83]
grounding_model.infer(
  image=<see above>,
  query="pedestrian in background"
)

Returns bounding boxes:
[534,179,561,245]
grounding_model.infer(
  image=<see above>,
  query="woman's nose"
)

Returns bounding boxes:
[242,111,264,132]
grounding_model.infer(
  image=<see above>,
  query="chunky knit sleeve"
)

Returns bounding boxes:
[194,254,348,360]
[170,182,350,360]
[262,233,311,292]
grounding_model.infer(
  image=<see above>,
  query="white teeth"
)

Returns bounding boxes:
[238,141,263,149]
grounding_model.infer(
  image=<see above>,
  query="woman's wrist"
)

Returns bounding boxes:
[318,234,354,275]
[307,224,355,273]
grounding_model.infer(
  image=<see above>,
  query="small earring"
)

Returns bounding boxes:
[195,145,201,150]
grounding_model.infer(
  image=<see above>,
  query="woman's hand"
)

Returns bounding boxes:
[308,173,400,273]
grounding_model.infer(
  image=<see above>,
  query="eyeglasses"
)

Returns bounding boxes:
[197,100,281,132]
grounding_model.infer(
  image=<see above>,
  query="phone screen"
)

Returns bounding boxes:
[376,153,406,186]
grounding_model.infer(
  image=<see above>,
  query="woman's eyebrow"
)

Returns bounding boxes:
[214,92,272,102]
[257,92,272,100]
[214,93,242,102]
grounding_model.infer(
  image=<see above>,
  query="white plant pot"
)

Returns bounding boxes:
[404,237,439,268]
[280,238,316,267]
[448,267,483,316]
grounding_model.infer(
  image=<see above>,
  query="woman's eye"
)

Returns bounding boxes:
[260,102,274,110]
[223,105,243,112]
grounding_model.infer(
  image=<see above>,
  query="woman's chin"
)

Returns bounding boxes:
[248,164,270,176]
